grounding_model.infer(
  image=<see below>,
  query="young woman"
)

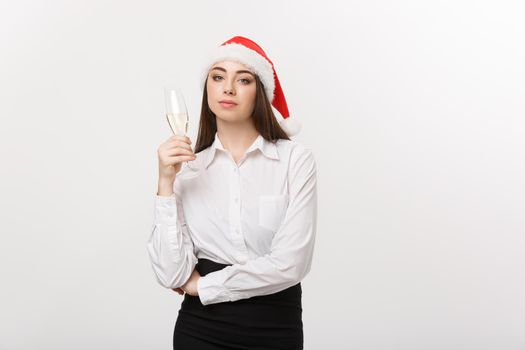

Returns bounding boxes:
[147,36,318,350]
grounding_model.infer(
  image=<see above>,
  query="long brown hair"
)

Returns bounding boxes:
[194,74,290,154]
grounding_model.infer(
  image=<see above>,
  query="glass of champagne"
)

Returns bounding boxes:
[164,86,198,171]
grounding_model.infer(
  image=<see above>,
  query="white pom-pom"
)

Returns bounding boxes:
[279,117,302,136]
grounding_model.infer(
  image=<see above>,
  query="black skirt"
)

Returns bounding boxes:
[173,258,303,350]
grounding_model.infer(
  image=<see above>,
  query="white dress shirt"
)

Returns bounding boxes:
[147,131,317,306]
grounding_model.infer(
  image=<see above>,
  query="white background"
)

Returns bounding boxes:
[1,1,524,349]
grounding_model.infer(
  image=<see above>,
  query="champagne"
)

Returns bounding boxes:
[163,86,199,173]
[166,112,188,136]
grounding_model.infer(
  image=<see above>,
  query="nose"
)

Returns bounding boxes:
[224,78,235,95]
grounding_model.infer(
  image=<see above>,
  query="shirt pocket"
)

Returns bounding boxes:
[258,194,289,232]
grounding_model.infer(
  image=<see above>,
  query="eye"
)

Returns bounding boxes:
[239,78,252,85]
[212,75,223,81]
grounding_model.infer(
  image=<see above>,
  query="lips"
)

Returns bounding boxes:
[219,100,237,108]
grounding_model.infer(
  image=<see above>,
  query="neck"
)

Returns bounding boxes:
[216,119,259,154]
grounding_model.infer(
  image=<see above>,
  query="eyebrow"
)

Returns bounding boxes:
[210,66,254,76]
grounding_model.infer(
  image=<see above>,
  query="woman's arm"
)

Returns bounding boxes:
[196,147,318,305]
[147,176,198,289]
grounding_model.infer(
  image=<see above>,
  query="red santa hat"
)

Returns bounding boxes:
[200,36,301,136]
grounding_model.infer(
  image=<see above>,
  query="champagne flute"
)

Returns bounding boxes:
[164,86,198,171]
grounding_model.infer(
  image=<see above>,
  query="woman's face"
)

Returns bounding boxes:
[206,60,257,124]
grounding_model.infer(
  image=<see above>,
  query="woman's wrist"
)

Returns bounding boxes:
[157,177,175,196]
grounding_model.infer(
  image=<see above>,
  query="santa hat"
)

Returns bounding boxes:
[200,36,301,136]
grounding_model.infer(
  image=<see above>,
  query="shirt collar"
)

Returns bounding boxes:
[204,132,279,169]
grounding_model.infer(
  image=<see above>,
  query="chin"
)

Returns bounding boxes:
[212,108,239,118]
[216,114,251,124]
[216,115,242,123]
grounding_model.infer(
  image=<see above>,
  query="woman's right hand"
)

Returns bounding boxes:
[157,135,196,182]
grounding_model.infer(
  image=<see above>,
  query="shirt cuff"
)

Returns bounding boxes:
[197,270,231,305]
[154,194,178,225]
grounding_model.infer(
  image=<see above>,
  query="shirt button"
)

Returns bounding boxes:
[234,197,238,202]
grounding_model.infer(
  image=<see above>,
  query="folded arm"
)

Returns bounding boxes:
[197,147,318,305]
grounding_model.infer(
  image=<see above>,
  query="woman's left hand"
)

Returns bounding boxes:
[180,268,201,296]
[172,287,184,295]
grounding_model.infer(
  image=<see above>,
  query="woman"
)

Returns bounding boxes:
[147,36,318,350]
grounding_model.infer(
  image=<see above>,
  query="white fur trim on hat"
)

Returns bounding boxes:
[200,43,275,102]
[279,117,302,136]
